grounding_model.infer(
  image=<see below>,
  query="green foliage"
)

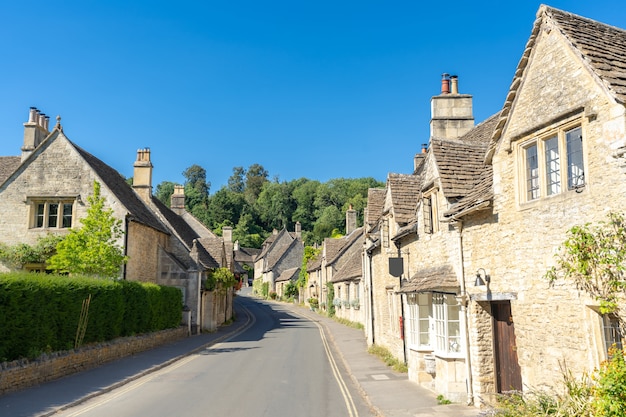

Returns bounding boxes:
[47,181,127,278]
[204,268,237,294]
[155,181,178,207]
[297,246,321,288]
[284,281,299,299]
[546,212,626,319]
[0,234,64,269]
[0,272,181,362]
[327,282,335,317]
[333,316,364,330]
[367,344,408,373]
[308,297,319,308]
[593,347,626,416]
[436,395,452,405]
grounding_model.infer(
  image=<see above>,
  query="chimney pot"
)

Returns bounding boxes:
[441,73,450,94]
[450,75,459,94]
[28,107,37,123]
[421,143,428,153]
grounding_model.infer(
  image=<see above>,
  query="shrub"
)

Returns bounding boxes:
[593,347,626,416]
[308,297,319,308]
[0,272,182,362]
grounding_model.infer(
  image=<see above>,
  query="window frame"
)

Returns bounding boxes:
[602,314,623,356]
[29,198,76,230]
[406,292,432,350]
[432,292,463,358]
[518,120,585,204]
[422,188,439,234]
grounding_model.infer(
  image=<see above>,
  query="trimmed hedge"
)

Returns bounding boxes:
[0,272,182,362]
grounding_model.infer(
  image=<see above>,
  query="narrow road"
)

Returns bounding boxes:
[50,292,374,417]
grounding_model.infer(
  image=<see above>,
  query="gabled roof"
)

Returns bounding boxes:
[191,239,220,269]
[0,156,20,185]
[275,267,300,283]
[256,228,292,262]
[151,197,201,248]
[431,112,500,199]
[72,141,170,234]
[197,237,224,269]
[326,227,363,267]
[330,233,364,283]
[306,254,322,273]
[264,237,302,273]
[366,188,386,227]
[487,5,626,162]
[386,173,420,224]
[234,246,260,264]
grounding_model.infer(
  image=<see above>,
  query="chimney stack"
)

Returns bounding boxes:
[295,221,301,239]
[133,148,153,202]
[222,226,233,243]
[346,205,357,235]
[171,185,185,214]
[430,73,474,140]
[22,107,51,162]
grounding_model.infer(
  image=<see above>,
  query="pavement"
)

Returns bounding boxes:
[0,290,483,417]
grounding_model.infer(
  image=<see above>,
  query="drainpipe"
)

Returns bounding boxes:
[455,221,475,405]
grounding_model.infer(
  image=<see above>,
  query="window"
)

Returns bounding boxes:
[521,124,585,202]
[423,189,438,234]
[603,314,623,355]
[432,293,462,356]
[382,219,390,248]
[31,200,74,229]
[406,293,431,349]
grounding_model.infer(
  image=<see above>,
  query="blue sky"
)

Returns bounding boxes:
[1,1,625,192]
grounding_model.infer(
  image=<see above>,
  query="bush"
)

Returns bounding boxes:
[0,272,182,362]
[308,297,319,308]
[593,347,626,416]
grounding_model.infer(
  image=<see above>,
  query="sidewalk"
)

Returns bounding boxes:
[287,302,482,417]
[0,292,482,417]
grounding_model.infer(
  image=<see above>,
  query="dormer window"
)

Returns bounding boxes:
[29,199,75,229]
[422,189,439,234]
[520,122,585,203]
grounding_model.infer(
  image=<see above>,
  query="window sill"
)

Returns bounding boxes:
[518,186,586,211]
[408,346,433,353]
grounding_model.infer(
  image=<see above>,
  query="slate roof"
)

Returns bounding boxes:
[487,5,626,162]
[386,173,420,224]
[397,265,459,294]
[365,188,386,227]
[72,142,170,235]
[0,156,20,185]
[275,267,300,283]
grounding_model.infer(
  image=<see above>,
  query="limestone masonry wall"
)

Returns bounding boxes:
[0,327,187,396]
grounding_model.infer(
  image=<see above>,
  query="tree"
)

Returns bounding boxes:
[228,166,246,193]
[244,163,269,205]
[155,181,177,207]
[47,181,128,278]
[546,211,626,323]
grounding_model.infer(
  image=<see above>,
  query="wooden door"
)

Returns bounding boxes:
[492,301,522,392]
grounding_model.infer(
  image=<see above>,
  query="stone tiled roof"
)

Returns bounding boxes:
[487,5,626,162]
[264,237,302,273]
[151,197,201,248]
[72,141,170,235]
[276,267,300,283]
[234,246,260,264]
[397,265,459,294]
[0,156,20,185]
[306,255,322,272]
[326,227,363,266]
[191,239,220,269]
[366,188,386,226]
[255,229,288,262]
[330,235,364,283]
[197,237,224,269]
[386,173,420,224]
[431,112,500,199]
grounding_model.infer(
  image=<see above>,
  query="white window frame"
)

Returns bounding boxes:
[29,199,76,229]
[432,292,463,357]
[406,292,432,350]
[519,121,585,204]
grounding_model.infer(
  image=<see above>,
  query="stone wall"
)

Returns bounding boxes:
[463,21,626,398]
[0,327,188,396]
[126,221,167,282]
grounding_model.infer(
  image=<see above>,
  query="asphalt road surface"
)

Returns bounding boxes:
[49,291,374,417]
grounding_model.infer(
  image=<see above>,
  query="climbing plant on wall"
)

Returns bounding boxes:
[546,211,626,321]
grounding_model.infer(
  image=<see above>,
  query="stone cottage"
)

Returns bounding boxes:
[0,109,231,333]
[441,5,626,405]
[253,225,304,293]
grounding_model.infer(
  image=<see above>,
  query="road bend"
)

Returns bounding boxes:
[49,291,373,417]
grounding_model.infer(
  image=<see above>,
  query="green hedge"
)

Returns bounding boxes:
[0,272,182,362]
